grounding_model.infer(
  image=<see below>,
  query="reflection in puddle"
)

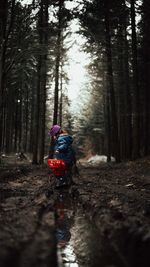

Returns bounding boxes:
[54,190,109,267]
[58,243,79,267]
[54,190,122,267]
[54,190,79,267]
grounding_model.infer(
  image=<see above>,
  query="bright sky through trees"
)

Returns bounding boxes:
[21,0,90,112]
[64,1,90,112]
[66,19,90,108]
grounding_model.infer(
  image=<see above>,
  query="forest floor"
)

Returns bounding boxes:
[0,155,150,267]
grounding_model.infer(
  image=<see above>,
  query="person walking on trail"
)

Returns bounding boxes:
[49,124,78,185]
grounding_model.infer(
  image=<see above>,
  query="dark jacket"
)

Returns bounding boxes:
[53,133,75,165]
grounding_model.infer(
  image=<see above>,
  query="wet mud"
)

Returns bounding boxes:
[0,157,150,266]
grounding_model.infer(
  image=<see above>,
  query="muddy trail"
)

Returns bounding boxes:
[0,157,150,267]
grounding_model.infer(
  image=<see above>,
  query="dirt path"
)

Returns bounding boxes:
[76,159,150,267]
[0,157,150,266]
[0,165,57,267]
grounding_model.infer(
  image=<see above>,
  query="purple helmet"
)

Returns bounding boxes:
[49,125,61,136]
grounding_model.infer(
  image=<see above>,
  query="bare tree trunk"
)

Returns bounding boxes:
[117,1,132,160]
[0,0,8,152]
[39,0,48,164]
[32,59,41,164]
[106,92,111,162]
[142,0,150,155]
[102,59,111,161]
[32,0,49,164]
[5,90,12,153]
[23,86,29,152]
[123,0,132,159]
[14,97,19,151]
[18,93,22,152]
[130,0,140,158]
[104,0,120,162]
[53,0,63,125]
[117,21,126,160]
[59,67,63,126]
[0,0,16,152]
[29,79,35,153]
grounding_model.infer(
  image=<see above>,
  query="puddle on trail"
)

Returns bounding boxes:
[54,189,122,267]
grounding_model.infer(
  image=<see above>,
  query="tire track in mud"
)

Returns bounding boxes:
[0,166,58,267]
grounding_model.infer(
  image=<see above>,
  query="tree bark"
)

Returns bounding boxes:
[104,0,120,162]
[39,0,48,164]
[53,0,63,125]
[0,0,8,152]
[32,59,41,164]
[123,0,132,159]
[0,0,16,152]
[142,0,150,155]
[130,0,140,158]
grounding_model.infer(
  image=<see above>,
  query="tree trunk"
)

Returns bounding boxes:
[59,68,63,126]
[106,92,111,162]
[23,86,29,152]
[0,0,8,152]
[104,0,120,162]
[29,78,36,153]
[39,0,48,164]
[0,0,16,153]
[130,0,140,158]
[117,0,132,160]
[117,21,126,160]
[53,0,63,125]
[123,0,132,159]
[32,59,41,164]
[142,0,150,155]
